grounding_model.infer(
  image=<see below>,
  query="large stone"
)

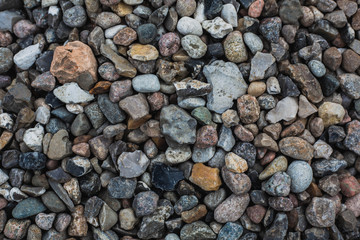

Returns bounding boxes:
[160,105,197,146]
[47,129,72,160]
[306,197,336,227]
[203,60,248,113]
[279,137,314,161]
[214,194,250,223]
[50,41,98,90]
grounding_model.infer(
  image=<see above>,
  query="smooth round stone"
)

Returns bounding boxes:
[181,35,207,59]
[41,191,66,213]
[308,60,326,77]
[192,146,216,163]
[262,172,291,197]
[243,32,263,54]
[132,74,160,93]
[137,23,157,44]
[218,222,243,240]
[286,161,313,193]
[165,233,180,240]
[165,145,192,165]
[159,32,180,57]
[0,47,13,74]
[63,6,87,28]
[12,198,47,219]
[174,195,198,214]
[177,17,203,36]
[132,190,159,217]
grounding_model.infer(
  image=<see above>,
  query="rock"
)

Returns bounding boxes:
[259,156,288,180]
[338,74,360,99]
[176,0,196,17]
[263,213,288,240]
[119,93,149,121]
[298,95,317,118]
[174,195,198,214]
[344,120,360,155]
[202,17,233,39]
[12,198,47,219]
[279,137,314,161]
[308,60,326,78]
[35,213,55,230]
[99,203,118,231]
[159,32,180,57]
[214,194,250,223]
[262,172,291,197]
[195,125,218,148]
[174,80,212,98]
[180,221,216,240]
[319,174,340,196]
[47,129,72,160]
[287,161,313,193]
[63,6,87,27]
[41,191,66,213]
[13,43,42,70]
[323,47,342,71]
[177,17,203,36]
[100,44,137,78]
[222,167,251,195]
[345,193,360,217]
[132,74,160,93]
[160,104,197,146]
[223,31,248,63]
[4,219,31,240]
[19,152,47,170]
[204,60,248,113]
[50,41,97,90]
[23,124,44,152]
[68,205,88,237]
[318,102,345,127]
[249,52,275,81]
[259,17,282,43]
[312,158,347,177]
[189,163,222,191]
[266,97,298,123]
[0,47,13,73]
[152,163,184,191]
[119,208,137,230]
[127,43,159,62]
[340,176,360,197]
[117,150,150,178]
[224,152,248,173]
[165,146,192,164]
[217,125,235,151]
[107,177,136,199]
[306,197,336,227]
[181,35,207,59]
[53,82,95,104]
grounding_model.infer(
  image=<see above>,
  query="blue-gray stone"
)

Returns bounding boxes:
[217,222,243,240]
[174,195,198,214]
[19,152,47,170]
[98,94,126,124]
[12,197,47,219]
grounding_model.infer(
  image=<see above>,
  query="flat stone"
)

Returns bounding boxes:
[117,150,150,178]
[266,97,298,123]
[279,137,314,161]
[249,52,275,81]
[306,197,336,227]
[214,194,250,223]
[54,82,94,104]
[132,74,160,93]
[12,198,47,219]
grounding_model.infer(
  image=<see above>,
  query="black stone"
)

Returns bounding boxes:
[232,142,256,167]
[56,21,72,40]
[319,74,340,97]
[307,33,330,50]
[45,91,64,109]
[185,59,205,78]
[2,150,20,169]
[46,167,72,183]
[309,20,339,42]
[239,0,255,9]
[84,196,104,218]
[293,29,307,52]
[45,118,67,134]
[36,51,54,73]
[137,23,157,44]
[32,7,48,28]
[263,208,275,227]
[247,169,261,190]
[152,163,184,191]
[304,227,330,240]
[79,172,101,196]
[51,107,76,123]
[264,213,288,240]
[107,176,137,199]
[65,158,89,177]
[206,43,224,58]
[312,158,347,177]
[278,74,300,97]
[98,94,126,124]
[18,35,34,49]
[336,209,357,233]
[238,63,251,80]
[250,190,268,206]
[19,152,47,170]
[327,125,346,143]
[340,23,355,45]
[259,17,282,43]
[204,0,223,19]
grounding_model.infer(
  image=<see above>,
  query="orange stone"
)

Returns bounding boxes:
[72,143,90,157]
[50,41,98,90]
[181,204,207,223]
[89,81,112,94]
[73,135,93,145]
[189,163,222,191]
[225,152,248,173]
[0,131,13,150]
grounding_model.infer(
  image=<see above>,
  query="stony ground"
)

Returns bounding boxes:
[0,0,359,239]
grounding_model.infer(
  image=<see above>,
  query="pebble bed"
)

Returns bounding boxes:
[0,0,359,239]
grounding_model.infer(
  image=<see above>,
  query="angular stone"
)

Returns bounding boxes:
[279,137,314,161]
[189,163,222,191]
[117,150,150,178]
[214,194,250,223]
[344,120,360,155]
[306,197,336,227]
[151,163,184,191]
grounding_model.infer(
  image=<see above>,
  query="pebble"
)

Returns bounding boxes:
[249,52,275,81]
[318,102,345,127]
[53,82,94,104]
[259,156,288,180]
[189,163,222,191]
[12,198,46,219]
[113,27,137,46]
[63,6,87,28]
[266,97,298,123]
[306,197,336,227]
[132,74,160,93]
[165,146,192,164]
[262,172,291,197]
[214,193,250,223]
[13,43,42,70]
[224,31,248,63]
[180,221,216,240]
[177,17,203,36]
[35,213,55,230]
[279,137,314,161]
[308,60,326,78]
[181,35,207,59]
[4,219,31,239]
[159,32,180,56]
[0,47,13,73]
[108,177,136,199]
[151,163,184,191]
[312,158,348,177]
[222,167,251,195]
[339,73,360,100]
[117,150,150,178]
[243,32,263,54]
[287,161,313,193]
[204,60,248,113]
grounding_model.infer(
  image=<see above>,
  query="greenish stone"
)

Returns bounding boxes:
[12,197,47,219]
[191,107,213,125]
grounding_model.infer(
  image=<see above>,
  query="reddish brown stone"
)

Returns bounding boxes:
[237,95,260,124]
[248,0,264,18]
[234,125,254,142]
[306,182,323,197]
[72,143,91,157]
[13,20,37,38]
[73,135,93,145]
[159,32,181,57]
[89,81,112,94]
[342,49,360,73]
[280,119,306,138]
[0,31,12,47]
[147,92,168,111]
[50,41,98,90]
[260,151,276,165]
[128,114,152,130]
[113,27,137,46]
[340,176,360,197]
[352,9,360,30]
[195,125,218,148]
[246,205,266,224]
